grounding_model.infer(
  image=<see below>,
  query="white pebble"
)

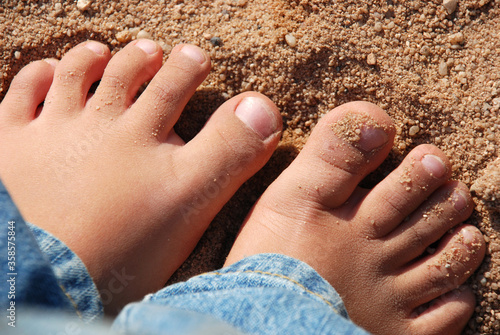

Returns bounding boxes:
[374,21,383,32]
[449,32,464,44]
[129,27,141,38]
[14,51,21,60]
[77,0,92,11]
[409,125,420,136]
[438,62,448,76]
[285,34,297,48]
[116,30,132,43]
[137,30,152,40]
[443,0,458,14]
[420,45,431,56]
[367,53,377,65]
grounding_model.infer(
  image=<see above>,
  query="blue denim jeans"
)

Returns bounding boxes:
[0,181,369,334]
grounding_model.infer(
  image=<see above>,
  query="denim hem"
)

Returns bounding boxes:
[148,253,348,318]
[118,253,368,335]
[201,254,345,315]
[28,223,103,322]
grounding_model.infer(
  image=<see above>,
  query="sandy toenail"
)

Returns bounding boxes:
[421,155,447,178]
[135,39,158,55]
[235,97,278,140]
[460,227,476,245]
[358,126,389,152]
[180,44,206,64]
[85,41,105,55]
[330,112,389,152]
[451,190,468,212]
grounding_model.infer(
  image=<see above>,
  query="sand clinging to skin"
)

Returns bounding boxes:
[0,1,498,333]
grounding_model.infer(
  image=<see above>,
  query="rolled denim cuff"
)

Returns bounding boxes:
[115,253,369,335]
[208,253,349,316]
[154,253,348,316]
[28,223,103,322]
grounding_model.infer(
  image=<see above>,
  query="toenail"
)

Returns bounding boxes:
[85,41,105,55]
[451,189,468,211]
[460,227,476,245]
[358,126,388,152]
[135,39,158,55]
[235,97,278,140]
[180,45,206,64]
[421,155,446,178]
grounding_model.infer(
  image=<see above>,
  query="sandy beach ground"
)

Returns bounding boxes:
[0,1,498,333]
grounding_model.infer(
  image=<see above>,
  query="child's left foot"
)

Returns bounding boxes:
[0,40,282,313]
[226,102,485,334]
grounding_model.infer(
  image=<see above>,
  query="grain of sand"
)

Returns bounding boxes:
[0,1,498,333]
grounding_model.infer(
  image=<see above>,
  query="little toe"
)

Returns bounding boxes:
[170,92,282,227]
[90,39,163,115]
[386,181,474,266]
[0,59,56,124]
[359,144,453,238]
[127,44,211,139]
[400,225,485,308]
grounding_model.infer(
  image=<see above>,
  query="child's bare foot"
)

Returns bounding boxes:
[226,102,485,334]
[0,40,282,313]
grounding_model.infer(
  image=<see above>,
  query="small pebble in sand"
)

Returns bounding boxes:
[367,53,377,65]
[210,37,222,47]
[129,27,140,38]
[51,3,63,17]
[409,125,420,136]
[77,0,93,11]
[420,45,431,56]
[449,32,464,44]
[137,30,152,40]
[116,30,132,43]
[374,21,383,32]
[285,34,297,47]
[438,62,448,76]
[443,0,459,14]
[14,51,21,60]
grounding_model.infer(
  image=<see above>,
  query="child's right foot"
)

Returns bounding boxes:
[226,102,486,334]
[0,40,282,313]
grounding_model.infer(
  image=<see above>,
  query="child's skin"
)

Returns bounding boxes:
[0,40,485,334]
[0,39,282,314]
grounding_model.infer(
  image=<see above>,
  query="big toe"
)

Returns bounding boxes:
[264,101,395,210]
[165,91,282,229]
